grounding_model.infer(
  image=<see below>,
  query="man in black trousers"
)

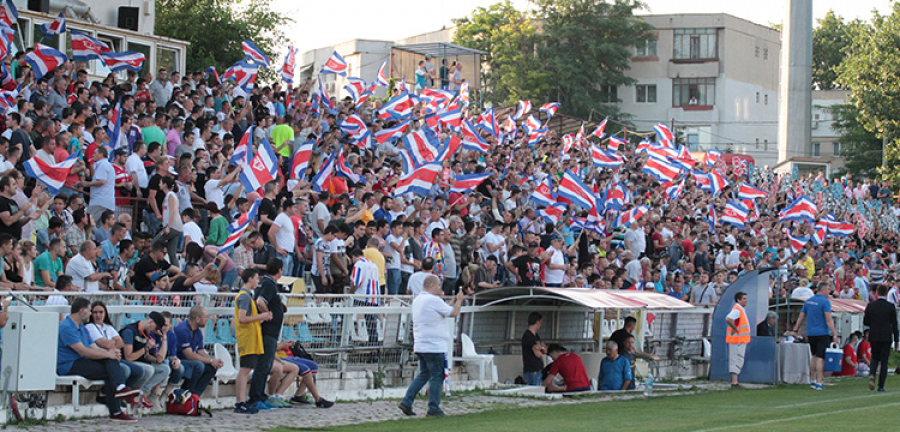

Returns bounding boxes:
[863,284,898,392]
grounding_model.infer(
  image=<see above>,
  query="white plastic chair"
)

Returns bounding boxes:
[305,303,324,324]
[459,333,496,382]
[212,343,237,401]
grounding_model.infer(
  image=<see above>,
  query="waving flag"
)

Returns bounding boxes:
[737,183,768,200]
[530,177,556,207]
[668,155,697,171]
[592,145,624,168]
[575,123,585,147]
[608,135,626,152]
[825,213,854,237]
[642,156,680,183]
[437,136,462,163]
[223,59,259,93]
[540,102,560,118]
[477,109,499,137]
[26,44,67,81]
[375,60,389,87]
[705,149,722,167]
[0,63,14,90]
[459,81,470,106]
[538,203,567,224]
[101,51,145,72]
[289,140,314,180]
[525,127,547,146]
[312,148,338,192]
[241,40,271,68]
[0,25,13,62]
[654,123,675,143]
[557,170,595,210]
[438,105,463,131]
[811,225,827,246]
[230,127,253,167]
[371,119,407,145]
[70,30,109,62]
[513,100,532,120]
[524,115,542,133]
[394,162,441,197]
[281,45,298,84]
[450,173,491,194]
[722,200,749,229]
[591,116,609,139]
[40,12,66,38]
[239,137,277,192]
[219,199,262,255]
[708,169,730,196]
[664,181,684,201]
[106,101,122,156]
[646,144,679,160]
[0,0,16,28]
[421,88,453,108]
[401,128,440,166]
[335,149,364,184]
[561,133,575,155]
[779,195,817,224]
[380,92,415,120]
[787,230,810,255]
[604,182,628,212]
[708,202,718,234]
[320,50,348,76]
[23,150,79,195]
[461,119,490,153]
[613,206,650,230]
[692,170,711,190]
[0,86,16,110]
[343,77,367,102]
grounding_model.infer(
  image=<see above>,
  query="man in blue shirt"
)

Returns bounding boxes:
[598,341,632,391]
[57,297,139,422]
[792,283,838,390]
[173,305,222,397]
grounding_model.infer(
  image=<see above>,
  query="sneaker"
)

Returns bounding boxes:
[115,386,140,400]
[869,377,876,391]
[109,412,138,423]
[234,402,259,415]
[810,383,818,390]
[814,383,824,390]
[252,401,273,411]
[268,397,292,408]
[398,403,416,416]
[878,388,886,392]
[426,411,446,417]
[139,394,154,409]
[290,395,313,405]
[315,398,334,409]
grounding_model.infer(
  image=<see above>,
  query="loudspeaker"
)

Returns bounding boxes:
[118,6,139,32]
[27,0,49,13]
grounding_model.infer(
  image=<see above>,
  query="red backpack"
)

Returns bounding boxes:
[166,393,212,417]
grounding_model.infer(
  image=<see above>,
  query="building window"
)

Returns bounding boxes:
[673,28,717,60]
[764,94,768,105]
[34,23,60,51]
[599,84,618,103]
[756,138,760,149]
[157,46,180,78]
[127,41,152,79]
[636,38,658,57]
[687,133,700,152]
[673,77,715,107]
[764,139,768,151]
[833,142,842,156]
[763,48,769,60]
[636,84,656,103]
[755,46,760,57]
[812,142,821,157]
[756,92,759,103]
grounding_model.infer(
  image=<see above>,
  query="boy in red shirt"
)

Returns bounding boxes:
[838,332,860,377]
[543,344,590,393]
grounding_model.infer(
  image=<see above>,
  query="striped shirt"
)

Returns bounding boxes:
[424,240,445,280]
[352,258,381,304]
[113,163,132,206]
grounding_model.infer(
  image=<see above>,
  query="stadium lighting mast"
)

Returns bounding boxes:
[776,0,813,167]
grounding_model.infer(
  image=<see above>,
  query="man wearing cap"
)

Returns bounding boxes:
[120,312,168,407]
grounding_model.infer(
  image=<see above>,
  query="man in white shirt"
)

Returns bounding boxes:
[203,164,241,211]
[268,199,298,277]
[483,223,504,261]
[624,222,645,258]
[399,275,463,417]
[181,209,205,248]
[407,258,435,296]
[80,146,116,224]
[65,241,112,292]
[125,141,149,196]
[311,192,331,238]
[350,248,382,344]
[623,251,642,286]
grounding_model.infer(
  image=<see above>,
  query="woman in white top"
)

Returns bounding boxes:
[85,301,142,388]
[193,265,221,293]
[543,234,568,288]
[157,176,183,265]
[20,240,35,287]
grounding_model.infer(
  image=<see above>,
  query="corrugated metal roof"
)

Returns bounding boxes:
[608,290,696,310]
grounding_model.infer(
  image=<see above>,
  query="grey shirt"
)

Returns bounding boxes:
[691,282,718,305]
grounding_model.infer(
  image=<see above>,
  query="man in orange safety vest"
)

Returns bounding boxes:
[725,291,751,388]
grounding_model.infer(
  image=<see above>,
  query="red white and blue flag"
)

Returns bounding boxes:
[343,77,367,102]
[642,156,680,183]
[450,173,491,194]
[654,123,674,143]
[591,116,609,139]
[592,145,624,168]
[705,149,722,167]
[779,195,817,224]
[0,25,13,62]
[101,51,145,72]
[540,102,560,119]
[70,30,110,62]
[23,150,79,195]
[825,213,854,237]
[530,177,556,207]
[241,40,270,68]
[708,169,730,196]
[39,13,66,38]
[722,200,749,229]
[106,100,122,156]
[401,128,439,166]
[461,119,489,154]
[239,137,278,192]
[230,127,253,167]
[0,0,17,28]
[438,105,463,131]
[737,183,768,200]
[811,225,827,246]
[513,100,532,120]
[787,230,810,255]
[336,149,364,184]
[538,203,567,224]
[380,92,415,120]
[692,170,711,190]
[608,135,626,152]
[0,86,16,110]
[375,60,389,87]
[524,115,542,133]
[557,170,595,210]
[646,144,679,160]
[290,140,314,180]
[477,109,499,137]
[708,202,718,234]
[218,199,261,255]
[320,50,348,76]
[613,205,650,230]
[664,181,684,201]
[281,45,298,84]
[26,44,67,81]
[223,59,259,93]
[604,181,628,212]
[374,119,410,145]
[318,79,335,113]
[312,148,336,192]
[394,162,441,197]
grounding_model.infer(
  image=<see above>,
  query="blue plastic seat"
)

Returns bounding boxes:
[215,318,235,344]
[204,318,217,344]
[297,323,327,343]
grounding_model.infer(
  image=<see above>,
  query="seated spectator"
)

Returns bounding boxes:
[120,312,168,408]
[174,305,223,397]
[277,340,333,407]
[151,311,184,404]
[757,311,778,337]
[858,329,871,371]
[542,344,590,393]
[838,332,860,377]
[597,341,632,391]
[34,238,65,289]
[57,297,139,422]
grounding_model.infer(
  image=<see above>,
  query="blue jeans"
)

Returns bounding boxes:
[179,359,216,397]
[401,352,446,415]
[123,361,152,391]
[67,358,127,415]
[386,268,401,295]
[523,371,542,386]
[166,358,185,385]
[249,334,278,403]
[279,253,294,278]
[222,268,238,289]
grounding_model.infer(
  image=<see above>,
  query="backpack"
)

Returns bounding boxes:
[166,392,212,417]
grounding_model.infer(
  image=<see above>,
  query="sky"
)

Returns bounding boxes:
[273,0,893,55]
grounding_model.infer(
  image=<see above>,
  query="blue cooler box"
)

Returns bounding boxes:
[824,343,843,372]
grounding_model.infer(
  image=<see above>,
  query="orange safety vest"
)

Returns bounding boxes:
[726,304,751,344]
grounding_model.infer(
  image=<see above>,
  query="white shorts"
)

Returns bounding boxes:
[728,343,747,375]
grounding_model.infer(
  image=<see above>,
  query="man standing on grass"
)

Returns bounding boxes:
[233,269,272,414]
[398,275,464,417]
[792,282,838,390]
[863,284,898,392]
[725,291,751,388]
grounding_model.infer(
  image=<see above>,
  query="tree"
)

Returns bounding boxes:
[155,0,290,81]
[812,11,866,90]
[533,0,652,119]
[828,103,882,179]
[452,2,550,106]
[836,3,900,185]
